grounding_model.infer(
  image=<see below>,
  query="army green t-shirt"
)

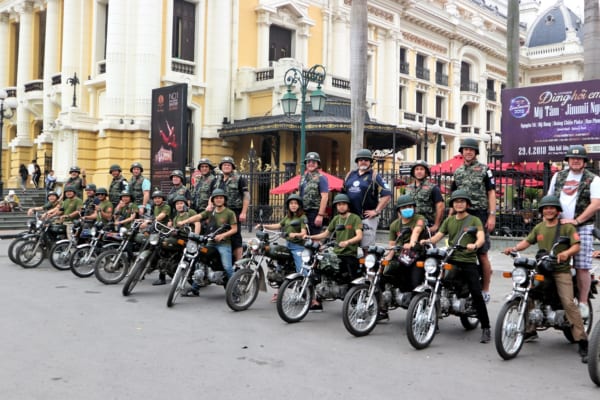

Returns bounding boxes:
[525,222,579,273]
[172,210,198,230]
[439,214,483,264]
[96,199,114,223]
[327,213,363,257]
[153,203,171,222]
[114,202,138,227]
[61,197,83,221]
[388,214,427,244]
[278,215,307,245]
[199,208,237,244]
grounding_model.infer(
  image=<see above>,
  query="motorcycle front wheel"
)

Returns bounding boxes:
[342,284,378,337]
[122,253,148,296]
[406,292,438,350]
[17,241,45,268]
[226,267,260,312]
[494,299,525,360]
[563,301,594,343]
[49,241,75,271]
[94,250,130,285]
[276,276,313,323]
[166,267,188,308]
[9,237,29,265]
[70,245,98,278]
[588,319,600,385]
[459,314,480,330]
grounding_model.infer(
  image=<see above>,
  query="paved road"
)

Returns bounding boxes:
[0,238,598,400]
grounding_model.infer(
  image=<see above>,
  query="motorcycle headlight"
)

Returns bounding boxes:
[365,254,377,269]
[36,220,43,229]
[119,227,128,236]
[186,240,199,253]
[512,267,527,285]
[91,227,97,236]
[424,258,438,274]
[248,238,260,251]
[301,248,312,263]
[149,233,160,246]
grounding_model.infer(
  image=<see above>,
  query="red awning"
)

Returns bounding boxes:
[269,171,344,195]
[430,154,464,175]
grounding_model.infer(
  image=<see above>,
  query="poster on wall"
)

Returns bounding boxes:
[150,83,188,191]
[501,79,600,163]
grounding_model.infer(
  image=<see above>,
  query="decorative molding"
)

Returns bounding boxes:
[486,64,506,77]
[531,74,562,84]
[343,0,394,22]
[401,31,447,54]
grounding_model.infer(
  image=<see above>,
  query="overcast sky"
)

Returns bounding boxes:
[538,0,584,18]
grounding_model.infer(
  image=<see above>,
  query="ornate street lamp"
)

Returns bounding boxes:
[281,64,327,174]
[0,89,18,196]
[410,118,444,163]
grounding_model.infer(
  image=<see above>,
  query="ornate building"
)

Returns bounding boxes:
[0,0,585,190]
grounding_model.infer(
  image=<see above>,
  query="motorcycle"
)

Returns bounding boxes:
[69,221,121,278]
[93,219,147,284]
[496,236,596,360]
[122,221,186,296]
[276,227,363,323]
[16,216,68,268]
[48,218,90,271]
[8,212,46,265]
[225,225,297,312]
[342,227,419,337]
[166,224,230,307]
[588,228,600,385]
[405,227,481,350]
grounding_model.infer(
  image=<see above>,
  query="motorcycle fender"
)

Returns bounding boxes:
[54,238,71,245]
[233,258,252,271]
[351,277,368,285]
[503,292,523,302]
[258,268,267,292]
[75,243,91,250]
[284,272,304,281]
[103,243,120,251]
[412,283,432,294]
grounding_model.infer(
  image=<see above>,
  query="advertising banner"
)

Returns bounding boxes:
[501,80,600,162]
[150,84,188,190]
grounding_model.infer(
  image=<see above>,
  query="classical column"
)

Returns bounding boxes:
[61,0,82,111]
[104,0,127,119]
[256,10,271,69]
[378,28,399,123]
[0,13,9,88]
[14,1,34,145]
[41,0,60,140]
[331,12,350,77]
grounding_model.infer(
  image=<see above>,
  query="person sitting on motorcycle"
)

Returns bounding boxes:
[502,195,588,363]
[177,188,238,296]
[113,191,138,229]
[58,185,84,240]
[306,193,363,312]
[94,188,114,224]
[379,195,428,320]
[143,190,172,286]
[28,191,61,219]
[170,195,200,234]
[81,184,100,224]
[422,189,491,343]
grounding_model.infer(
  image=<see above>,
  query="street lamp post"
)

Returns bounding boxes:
[488,132,495,163]
[280,65,327,175]
[0,89,18,196]
[411,118,443,163]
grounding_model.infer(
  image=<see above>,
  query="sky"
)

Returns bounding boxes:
[538,0,584,18]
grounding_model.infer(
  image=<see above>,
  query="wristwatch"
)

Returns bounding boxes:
[489,211,496,215]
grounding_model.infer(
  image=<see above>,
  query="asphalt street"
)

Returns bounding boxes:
[1,238,599,400]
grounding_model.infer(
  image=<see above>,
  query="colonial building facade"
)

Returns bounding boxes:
[0,0,584,189]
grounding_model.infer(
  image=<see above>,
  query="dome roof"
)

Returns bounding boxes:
[525,1,583,47]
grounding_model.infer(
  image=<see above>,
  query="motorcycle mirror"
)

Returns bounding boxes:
[400,227,412,236]
[593,227,600,240]
[289,219,301,227]
[557,236,570,245]
[335,224,346,231]
[466,226,478,235]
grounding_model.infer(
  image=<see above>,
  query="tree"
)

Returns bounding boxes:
[584,0,600,79]
[506,0,520,88]
[350,0,368,167]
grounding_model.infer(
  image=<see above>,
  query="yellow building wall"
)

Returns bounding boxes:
[249,92,273,117]
[238,0,259,67]
[307,6,323,66]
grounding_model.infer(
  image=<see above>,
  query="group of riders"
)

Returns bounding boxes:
[17,142,599,365]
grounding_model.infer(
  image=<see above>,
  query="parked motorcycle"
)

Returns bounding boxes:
[405,227,481,350]
[122,221,186,296]
[225,226,296,312]
[8,212,46,265]
[48,218,89,271]
[16,216,67,268]
[167,224,230,307]
[588,228,600,385]
[69,221,121,278]
[93,219,146,284]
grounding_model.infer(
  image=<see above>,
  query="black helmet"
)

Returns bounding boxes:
[130,162,144,173]
[64,185,76,193]
[47,191,59,199]
[219,156,236,170]
[96,187,108,195]
[564,145,588,161]
[354,149,373,163]
[332,193,351,205]
[120,190,132,198]
[85,184,97,191]
[197,158,215,170]
[151,190,166,200]
[450,190,472,206]
[459,138,479,155]
[109,164,122,173]
[169,170,186,185]
[304,152,321,164]
[410,160,430,178]
[396,194,416,211]
[538,195,562,212]
[211,188,228,201]
[69,166,81,174]
[286,194,304,209]
[173,195,188,204]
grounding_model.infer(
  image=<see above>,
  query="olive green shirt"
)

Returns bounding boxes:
[199,208,237,244]
[278,215,307,245]
[61,197,83,221]
[327,213,362,257]
[439,214,483,264]
[525,222,579,273]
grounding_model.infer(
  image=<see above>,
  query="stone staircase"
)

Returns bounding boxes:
[0,188,47,231]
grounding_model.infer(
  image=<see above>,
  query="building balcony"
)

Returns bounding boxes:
[486,89,497,101]
[435,73,448,86]
[416,66,430,81]
[400,62,409,75]
[460,80,479,92]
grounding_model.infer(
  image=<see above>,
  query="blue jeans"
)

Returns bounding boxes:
[287,242,304,273]
[210,242,233,278]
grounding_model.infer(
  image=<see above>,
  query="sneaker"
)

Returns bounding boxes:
[270,293,278,303]
[579,303,590,319]
[152,278,166,286]
[579,340,589,364]
[182,288,199,297]
[523,331,539,343]
[482,291,491,303]
[309,302,323,312]
[480,328,491,343]
[376,311,389,322]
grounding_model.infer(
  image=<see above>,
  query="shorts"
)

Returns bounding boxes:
[574,224,593,270]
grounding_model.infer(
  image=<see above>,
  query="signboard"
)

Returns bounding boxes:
[501,80,600,162]
[150,84,188,191]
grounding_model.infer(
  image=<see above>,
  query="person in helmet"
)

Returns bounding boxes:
[28,191,61,219]
[343,149,391,248]
[548,144,600,318]
[192,158,216,213]
[94,188,114,224]
[167,169,191,216]
[65,166,87,199]
[211,156,249,262]
[451,138,495,303]
[109,164,129,208]
[81,184,101,223]
[503,195,588,362]
[423,189,491,343]
[299,151,329,235]
[129,162,151,215]
[170,195,200,234]
[114,191,138,229]
[146,190,173,285]
[379,195,429,321]
[178,188,238,295]
[259,194,307,277]
[307,193,363,312]
[59,185,83,223]
[405,160,445,234]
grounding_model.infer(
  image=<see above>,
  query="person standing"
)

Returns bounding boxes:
[128,162,151,215]
[32,161,41,189]
[547,144,600,319]
[65,166,87,200]
[450,138,495,303]
[192,158,216,213]
[108,164,129,208]
[18,164,28,192]
[167,169,191,216]
[298,152,329,235]
[405,160,445,234]
[45,170,57,194]
[343,149,391,248]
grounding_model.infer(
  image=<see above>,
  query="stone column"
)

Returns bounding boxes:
[14,1,34,145]
[104,0,126,118]
[0,13,9,88]
[61,0,82,111]
[40,0,60,141]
